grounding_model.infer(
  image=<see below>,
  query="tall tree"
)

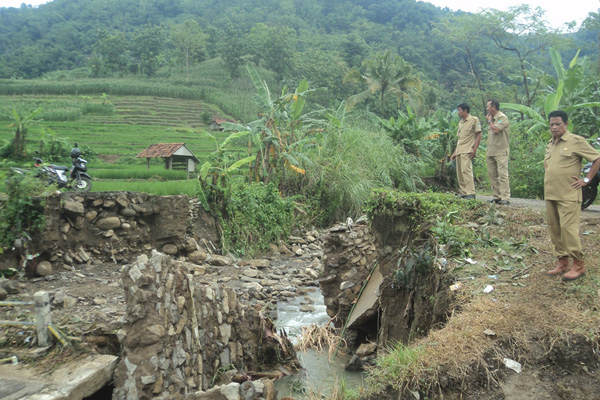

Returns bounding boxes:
[481,5,560,107]
[91,29,130,77]
[170,19,207,82]
[132,24,164,76]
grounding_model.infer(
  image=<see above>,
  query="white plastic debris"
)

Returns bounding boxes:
[464,257,478,264]
[503,358,522,373]
[450,282,462,291]
[483,329,497,336]
[483,285,494,293]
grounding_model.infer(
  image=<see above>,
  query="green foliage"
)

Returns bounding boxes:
[366,342,425,393]
[220,182,295,256]
[289,113,426,225]
[0,169,47,251]
[91,179,199,196]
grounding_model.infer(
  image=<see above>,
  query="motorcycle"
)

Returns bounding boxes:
[11,145,93,192]
[581,137,600,210]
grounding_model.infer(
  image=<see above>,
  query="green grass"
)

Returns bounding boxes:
[91,179,199,196]
[92,166,190,180]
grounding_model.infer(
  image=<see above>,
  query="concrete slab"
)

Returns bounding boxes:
[347,264,384,328]
[0,354,118,400]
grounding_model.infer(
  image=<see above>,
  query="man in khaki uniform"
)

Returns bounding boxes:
[545,110,600,281]
[486,99,510,205]
[451,103,481,199]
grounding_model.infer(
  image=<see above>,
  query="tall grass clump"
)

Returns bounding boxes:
[288,116,427,225]
[365,342,425,395]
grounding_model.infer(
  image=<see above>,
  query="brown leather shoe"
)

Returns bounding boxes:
[563,259,585,281]
[547,257,569,275]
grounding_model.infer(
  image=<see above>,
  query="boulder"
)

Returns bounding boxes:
[36,261,53,277]
[97,217,121,230]
[62,200,84,216]
[162,244,178,255]
[188,250,207,264]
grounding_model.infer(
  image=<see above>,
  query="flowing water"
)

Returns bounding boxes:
[274,288,365,398]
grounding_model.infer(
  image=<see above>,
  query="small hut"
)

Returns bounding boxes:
[210,117,237,131]
[136,143,200,176]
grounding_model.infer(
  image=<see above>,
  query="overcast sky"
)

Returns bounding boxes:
[1,0,599,29]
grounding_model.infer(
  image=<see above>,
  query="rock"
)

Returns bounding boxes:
[188,250,207,264]
[248,259,269,269]
[116,196,130,208]
[63,296,77,308]
[162,244,179,255]
[103,199,116,208]
[185,238,200,252]
[120,208,137,217]
[262,379,277,400]
[242,269,259,278]
[345,354,363,371]
[278,243,293,255]
[85,210,98,221]
[0,279,19,294]
[63,200,84,215]
[60,223,70,233]
[242,282,263,292]
[36,261,53,277]
[208,255,232,266]
[93,297,107,305]
[220,382,240,400]
[356,342,377,357]
[97,217,121,230]
[0,287,7,300]
[78,247,90,262]
[340,281,355,291]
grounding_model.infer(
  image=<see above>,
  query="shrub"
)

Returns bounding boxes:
[220,182,296,255]
[0,170,47,251]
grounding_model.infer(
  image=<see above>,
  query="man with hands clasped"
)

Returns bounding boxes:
[544,110,600,281]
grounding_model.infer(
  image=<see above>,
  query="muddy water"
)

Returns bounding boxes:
[274,289,365,398]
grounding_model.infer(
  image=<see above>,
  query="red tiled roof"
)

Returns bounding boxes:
[136,143,185,158]
[212,117,237,124]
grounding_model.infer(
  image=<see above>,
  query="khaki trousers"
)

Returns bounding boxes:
[456,154,475,196]
[546,200,583,260]
[487,155,510,201]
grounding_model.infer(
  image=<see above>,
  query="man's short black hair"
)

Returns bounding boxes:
[488,99,500,110]
[548,110,568,123]
[457,103,470,113]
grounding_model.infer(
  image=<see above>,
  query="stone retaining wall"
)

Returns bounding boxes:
[2,192,218,271]
[114,251,264,400]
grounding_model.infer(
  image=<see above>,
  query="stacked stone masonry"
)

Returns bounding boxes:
[114,251,267,400]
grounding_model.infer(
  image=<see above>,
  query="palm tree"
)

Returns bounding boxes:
[344,49,420,112]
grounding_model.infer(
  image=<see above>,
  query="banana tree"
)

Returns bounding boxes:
[198,129,254,209]
[222,64,316,185]
[504,48,600,136]
[7,108,43,159]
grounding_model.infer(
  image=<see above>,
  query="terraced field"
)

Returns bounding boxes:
[0,94,242,160]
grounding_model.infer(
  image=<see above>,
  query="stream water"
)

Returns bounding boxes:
[274,288,365,398]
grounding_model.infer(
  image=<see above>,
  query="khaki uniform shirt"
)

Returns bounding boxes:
[455,115,481,155]
[544,131,600,201]
[486,111,510,156]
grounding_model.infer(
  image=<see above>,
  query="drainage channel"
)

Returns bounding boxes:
[274,288,365,398]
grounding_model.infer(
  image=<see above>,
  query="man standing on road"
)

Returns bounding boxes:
[486,99,510,205]
[451,103,481,199]
[544,110,600,281]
